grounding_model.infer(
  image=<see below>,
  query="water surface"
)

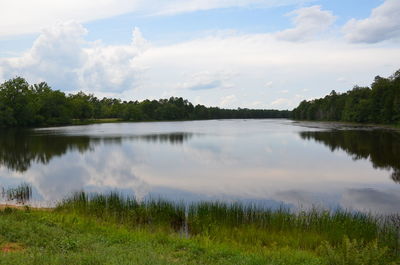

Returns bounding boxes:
[0,119,399,213]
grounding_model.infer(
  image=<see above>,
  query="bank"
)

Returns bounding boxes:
[0,193,399,265]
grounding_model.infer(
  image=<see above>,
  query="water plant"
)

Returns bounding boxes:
[1,183,32,205]
[56,191,400,260]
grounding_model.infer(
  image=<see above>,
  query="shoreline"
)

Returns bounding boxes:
[4,118,400,131]
[0,204,51,211]
[292,120,400,131]
[1,196,399,264]
[2,117,291,129]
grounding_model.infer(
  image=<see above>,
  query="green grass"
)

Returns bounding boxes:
[1,191,399,264]
[53,191,400,264]
[0,207,323,265]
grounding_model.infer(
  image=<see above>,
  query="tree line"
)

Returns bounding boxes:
[0,77,290,127]
[292,69,400,124]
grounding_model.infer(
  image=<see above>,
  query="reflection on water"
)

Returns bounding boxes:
[0,129,92,172]
[0,129,193,172]
[341,188,400,214]
[300,130,400,184]
[0,120,399,214]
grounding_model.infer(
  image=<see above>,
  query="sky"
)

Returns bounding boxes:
[0,0,399,110]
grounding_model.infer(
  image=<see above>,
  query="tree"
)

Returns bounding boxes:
[68,92,94,120]
[292,69,400,125]
[0,77,34,126]
[0,77,291,127]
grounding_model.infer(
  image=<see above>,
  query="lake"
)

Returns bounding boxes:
[0,119,399,214]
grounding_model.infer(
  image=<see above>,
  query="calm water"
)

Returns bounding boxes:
[0,119,399,213]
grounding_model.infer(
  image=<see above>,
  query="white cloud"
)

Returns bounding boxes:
[1,22,146,92]
[0,0,136,37]
[177,71,235,90]
[77,27,149,92]
[1,21,88,89]
[270,98,291,108]
[1,21,400,109]
[265,81,273,88]
[0,0,310,37]
[276,5,336,41]
[270,94,306,109]
[343,0,400,43]
[220,95,237,107]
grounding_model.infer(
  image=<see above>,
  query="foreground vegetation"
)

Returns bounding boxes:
[293,69,400,124]
[1,189,399,264]
[0,207,324,265]
[0,77,290,128]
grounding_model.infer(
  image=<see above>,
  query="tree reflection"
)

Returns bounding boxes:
[0,129,92,172]
[0,130,193,172]
[300,130,400,183]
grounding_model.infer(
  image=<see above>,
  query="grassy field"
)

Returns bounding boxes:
[0,191,399,264]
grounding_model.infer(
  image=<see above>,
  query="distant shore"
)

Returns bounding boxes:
[293,120,400,131]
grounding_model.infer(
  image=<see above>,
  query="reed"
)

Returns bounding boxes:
[1,183,32,204]
[56,191,400,258]
[58,191,186,230]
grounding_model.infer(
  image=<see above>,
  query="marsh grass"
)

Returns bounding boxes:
[58,191,186,231]
[1,183,32,205]
[57,191,400,259]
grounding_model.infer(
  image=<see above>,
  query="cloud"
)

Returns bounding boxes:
[270,94,306,109]
[177,71,235,90]
[1,21,400,109]
[77,27,149,92]
[270,98,292,108]
[276,5,336,41]
[265,81,273,88]
[1,21,88,89]
[0,0,310,37]
[0,22,146,93]
[220,95,237,107]
[342,0,400,43]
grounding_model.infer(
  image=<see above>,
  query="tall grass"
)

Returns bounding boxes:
[58,191,186,230]
[56,191,400,258]
[1,183,32,204]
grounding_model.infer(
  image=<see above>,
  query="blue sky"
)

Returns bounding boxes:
[0,0,399,109]
[85,0,383,44]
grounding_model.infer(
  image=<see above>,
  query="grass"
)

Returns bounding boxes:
[54,191,400,264]
[1,183,32,205]
[0,207,323,265]
[1,190,399,264]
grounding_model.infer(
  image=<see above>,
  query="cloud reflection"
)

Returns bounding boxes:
[341,188,400,214]
[0,120,399,214]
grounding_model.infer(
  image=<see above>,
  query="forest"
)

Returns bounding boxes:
[292,69,400,124]
[0,77,290,127]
